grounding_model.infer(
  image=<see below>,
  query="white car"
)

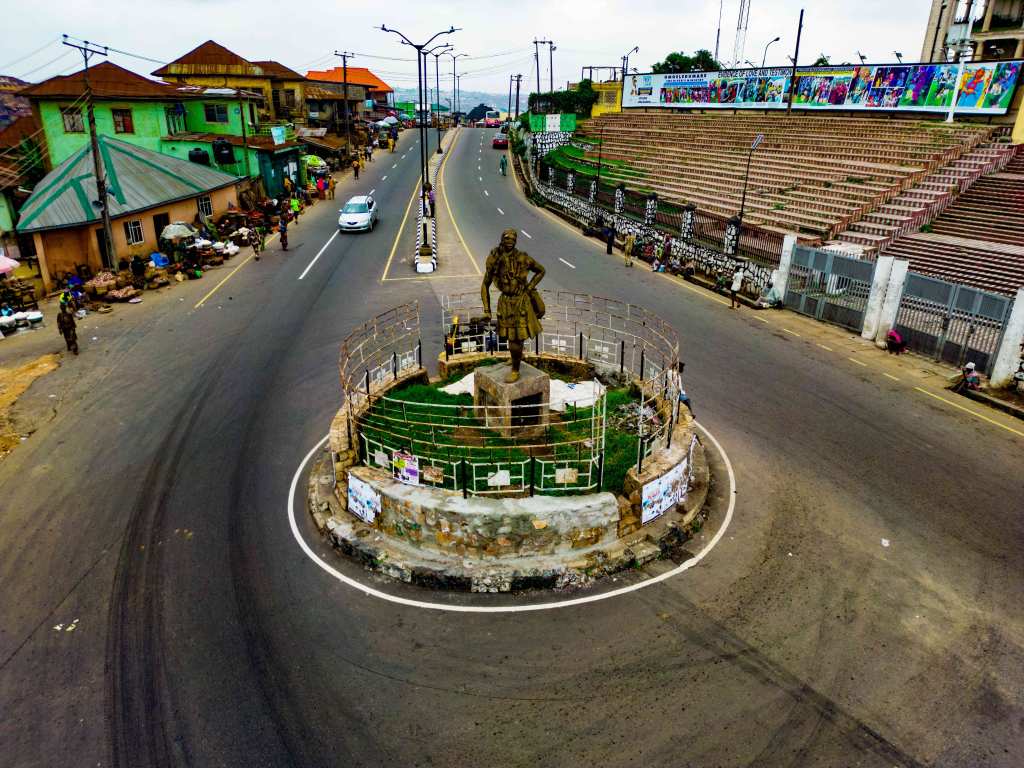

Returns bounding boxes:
[338,195,378,232]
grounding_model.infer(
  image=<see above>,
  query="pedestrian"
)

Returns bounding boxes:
[428,186,436,218]
[730,263,746,308]
[365,144,373,162]
[498,154,507,176]
[253,224,265,261]
[388,136,396,153]
[290,195,301,224]
[57,304,78,355]
[623,232,636,267]
[279,216,288,251]
[886,328,907,355]
[605,223,615,255]
[652,238,663,268]
[328,175,336,200]
[668,362,693,419]
[956,361,982,391]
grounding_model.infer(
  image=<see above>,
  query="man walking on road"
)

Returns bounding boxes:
[623,232,636,267]
[730,263,746,308]
[498,154,507,176]
[57,304,78,355]
[352,156,360,179]
[279,216,289,252]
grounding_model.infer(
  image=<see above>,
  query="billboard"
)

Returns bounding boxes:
[622,60,1021,115]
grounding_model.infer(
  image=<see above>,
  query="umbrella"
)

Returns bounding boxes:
[0,254,20,274]
[383,115,399,125]
[160,222,197,240]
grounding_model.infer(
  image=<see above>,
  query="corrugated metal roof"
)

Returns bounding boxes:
[252,60,305,81]
[306,67,393,93]
[16,136,240,233]
[20,62,185,100]
[152,40,262,78]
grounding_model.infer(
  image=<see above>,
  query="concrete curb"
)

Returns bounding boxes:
[961,387,1024,421]
[307,436,712,593]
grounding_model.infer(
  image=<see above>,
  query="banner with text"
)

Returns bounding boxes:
[622,60,1021,115]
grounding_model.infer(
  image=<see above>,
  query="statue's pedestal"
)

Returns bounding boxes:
[474,362,550,438]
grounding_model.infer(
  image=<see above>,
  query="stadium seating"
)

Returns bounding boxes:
[575,112,999,243]
[879,149,1024,295]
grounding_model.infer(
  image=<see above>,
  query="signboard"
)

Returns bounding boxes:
[640,457,690,525]
[528,113,578,132]
[422,465,445,484]
[270,125,287,145]
[348,474,381,524]
[365,99,375,109]
[622,60,1022,115]
[555,467,579,484]
[392,451,420,485]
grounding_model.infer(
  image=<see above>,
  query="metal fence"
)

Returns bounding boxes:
[784,246,876,332]
[894,272,1013,374]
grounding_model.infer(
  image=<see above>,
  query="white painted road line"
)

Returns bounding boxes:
[297,230,339,280]
[392,163,397,168]
[521,229,532,239]
[558,257,576,269]
[382,175,388,181]
[369,188,376,195]
[478,176,482,182]
[484,190,489,197]
[497,207,505,215]
[287,422,736,613]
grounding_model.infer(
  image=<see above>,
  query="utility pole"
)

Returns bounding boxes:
[334,51,355,159]
[715,0,724,62]
[62,36,116,270]
[787,9,804,113]
[508,74,514,119]
[514,74,522,119]
[533,38,552,94]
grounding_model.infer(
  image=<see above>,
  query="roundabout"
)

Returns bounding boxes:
[300,272,732,596]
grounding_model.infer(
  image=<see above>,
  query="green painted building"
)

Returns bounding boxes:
[22,62,303,198]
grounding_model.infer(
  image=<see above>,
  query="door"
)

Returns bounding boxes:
[153,213,171,250]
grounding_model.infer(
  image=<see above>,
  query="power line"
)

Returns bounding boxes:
[0,38,61,72]
[17,50,76,79]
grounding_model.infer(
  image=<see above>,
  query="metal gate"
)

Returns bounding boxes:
[784,246,875,332]
[894,272,1012,374]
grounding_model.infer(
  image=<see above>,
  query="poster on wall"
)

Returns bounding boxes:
[640,457,690,525]
[348,473,381,524]
[622,60,1021,115]
[392,451,420,485]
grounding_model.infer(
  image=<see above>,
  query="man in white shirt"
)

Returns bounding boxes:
[730,264,745,309]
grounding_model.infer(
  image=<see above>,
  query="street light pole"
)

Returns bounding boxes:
[430,45,451,153]
[787,9,804,113]
[334,51,355,162]
[446,51,467,123]
[548,42,555,93]
[738,133,764,222]
[381,24,459,227]
[762,36,780,67]
[621,46,639,84]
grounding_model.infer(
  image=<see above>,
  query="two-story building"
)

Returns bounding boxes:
[21,61,302,199]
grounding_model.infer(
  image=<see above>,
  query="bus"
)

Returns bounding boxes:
[484,110,502,128]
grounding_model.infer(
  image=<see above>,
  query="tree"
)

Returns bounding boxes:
[466,103,496,122]
[527,80,598,118]
[812,54,831,66]
[651,49,721,74]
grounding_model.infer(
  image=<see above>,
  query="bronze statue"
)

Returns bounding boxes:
[481,228,546,382]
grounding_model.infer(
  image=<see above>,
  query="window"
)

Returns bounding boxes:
[112,108,134,134]
[197,195,213,218]
[61,106,84,133]
[165,107,186,135]
[283,89,296,108]
[123,219,144,245]
[203,103,228,123]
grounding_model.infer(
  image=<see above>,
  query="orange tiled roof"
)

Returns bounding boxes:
[306,66,392,93]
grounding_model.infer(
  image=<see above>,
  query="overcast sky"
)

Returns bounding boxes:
[2,0,935,96]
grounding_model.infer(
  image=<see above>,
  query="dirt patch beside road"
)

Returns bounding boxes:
[0,353,60,460]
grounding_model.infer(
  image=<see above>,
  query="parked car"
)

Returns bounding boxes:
[492,133,508,149]
[338,195,378,232]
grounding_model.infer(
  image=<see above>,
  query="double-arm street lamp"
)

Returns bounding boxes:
[447,52,468,123]
[428,44,453,153]
[621,46,639,82]
[379,24,459,209]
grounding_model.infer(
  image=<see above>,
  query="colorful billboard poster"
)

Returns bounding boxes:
[641,456,690,525]
[622,60,1021,115]
[392,450,420,485]
[348,473,381,524]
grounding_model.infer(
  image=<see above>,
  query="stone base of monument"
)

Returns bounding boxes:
[473,361,550,438]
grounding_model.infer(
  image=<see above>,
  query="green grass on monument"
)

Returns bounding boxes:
[355,376,642,494]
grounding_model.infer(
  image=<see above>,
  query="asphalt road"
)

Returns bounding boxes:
[2,125,1023,768]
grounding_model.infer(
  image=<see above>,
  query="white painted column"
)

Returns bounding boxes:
[774,234,797,297]
[861,255,894,341]
[989,287,1024,388]
[874,259,909,349]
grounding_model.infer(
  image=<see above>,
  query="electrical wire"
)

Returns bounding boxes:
[0,38,61,72]
[18,50,76,79]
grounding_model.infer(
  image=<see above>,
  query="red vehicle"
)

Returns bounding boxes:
[492,133,508,149]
